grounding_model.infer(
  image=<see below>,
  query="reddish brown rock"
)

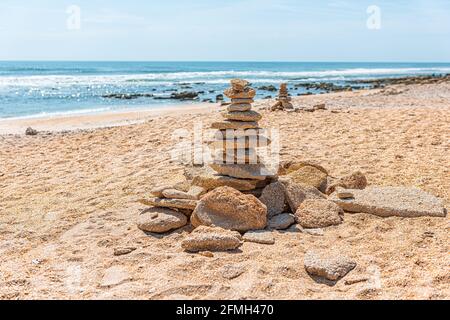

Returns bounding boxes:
[191,187,267,232]
[326,171,368,195]
[287,165,328,192]
[278,160,329,176]
[295,199,344,229]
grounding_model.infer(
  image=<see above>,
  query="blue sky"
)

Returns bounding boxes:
[0,0,449,61]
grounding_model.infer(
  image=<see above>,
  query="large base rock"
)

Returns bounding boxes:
[181,226,242,252]
[330,186,447,218]
[191,187,267,232]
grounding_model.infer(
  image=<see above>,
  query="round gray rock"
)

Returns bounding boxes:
[137,208,188,233]
[267,213,295,230]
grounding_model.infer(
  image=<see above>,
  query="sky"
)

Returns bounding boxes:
[0,0,449,62]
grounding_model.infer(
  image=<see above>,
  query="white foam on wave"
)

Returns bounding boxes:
[0,67,449,88]
[0,107,113,121]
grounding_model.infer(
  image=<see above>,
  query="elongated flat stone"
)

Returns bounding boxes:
[216,129,265,139]
[228,103,252,112]
[330,186,447,218]
[210,136,272,149]
[210,163,275,181]
[139,197,198,210]
[151,185,171,197]
[224,88,256,99]
[223,110,262,122]
[231,98,254,104]
[243,230,275,245]
[162,189,197,200]
[192,174,259,191]
[182,226,242,252]
[214,148,259,164]
[211,121,259,130]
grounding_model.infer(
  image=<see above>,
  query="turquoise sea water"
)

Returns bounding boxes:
[0,61,449,119]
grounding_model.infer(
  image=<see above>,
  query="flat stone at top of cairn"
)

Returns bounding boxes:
[208,79,275,184]
[271,83,293,111]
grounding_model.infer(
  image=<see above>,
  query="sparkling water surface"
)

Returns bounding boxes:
[0,61,449,119]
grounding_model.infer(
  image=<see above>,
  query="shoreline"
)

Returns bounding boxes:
[1,72,449,135]
[0,103,216,135]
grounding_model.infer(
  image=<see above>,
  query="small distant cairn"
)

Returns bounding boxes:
[205,79,276,192]
[270,83,293,111]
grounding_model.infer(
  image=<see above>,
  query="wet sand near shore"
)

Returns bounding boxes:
[0,81,449,300]
[0,103,215,135]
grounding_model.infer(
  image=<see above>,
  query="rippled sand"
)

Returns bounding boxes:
[0,81,449,300]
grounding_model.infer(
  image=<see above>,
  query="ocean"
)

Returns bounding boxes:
[0,61,449,119]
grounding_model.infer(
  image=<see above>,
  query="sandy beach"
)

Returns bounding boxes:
[0,80,449,300]
[0,103,215,135]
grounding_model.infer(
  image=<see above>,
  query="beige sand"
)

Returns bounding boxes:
[0,82,449,300]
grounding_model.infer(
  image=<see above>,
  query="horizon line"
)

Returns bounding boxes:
[1,60,450,64]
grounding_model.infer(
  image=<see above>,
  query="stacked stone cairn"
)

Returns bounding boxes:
[136,79,447,280]
[271,83,293,111]
[207,79,276,193]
